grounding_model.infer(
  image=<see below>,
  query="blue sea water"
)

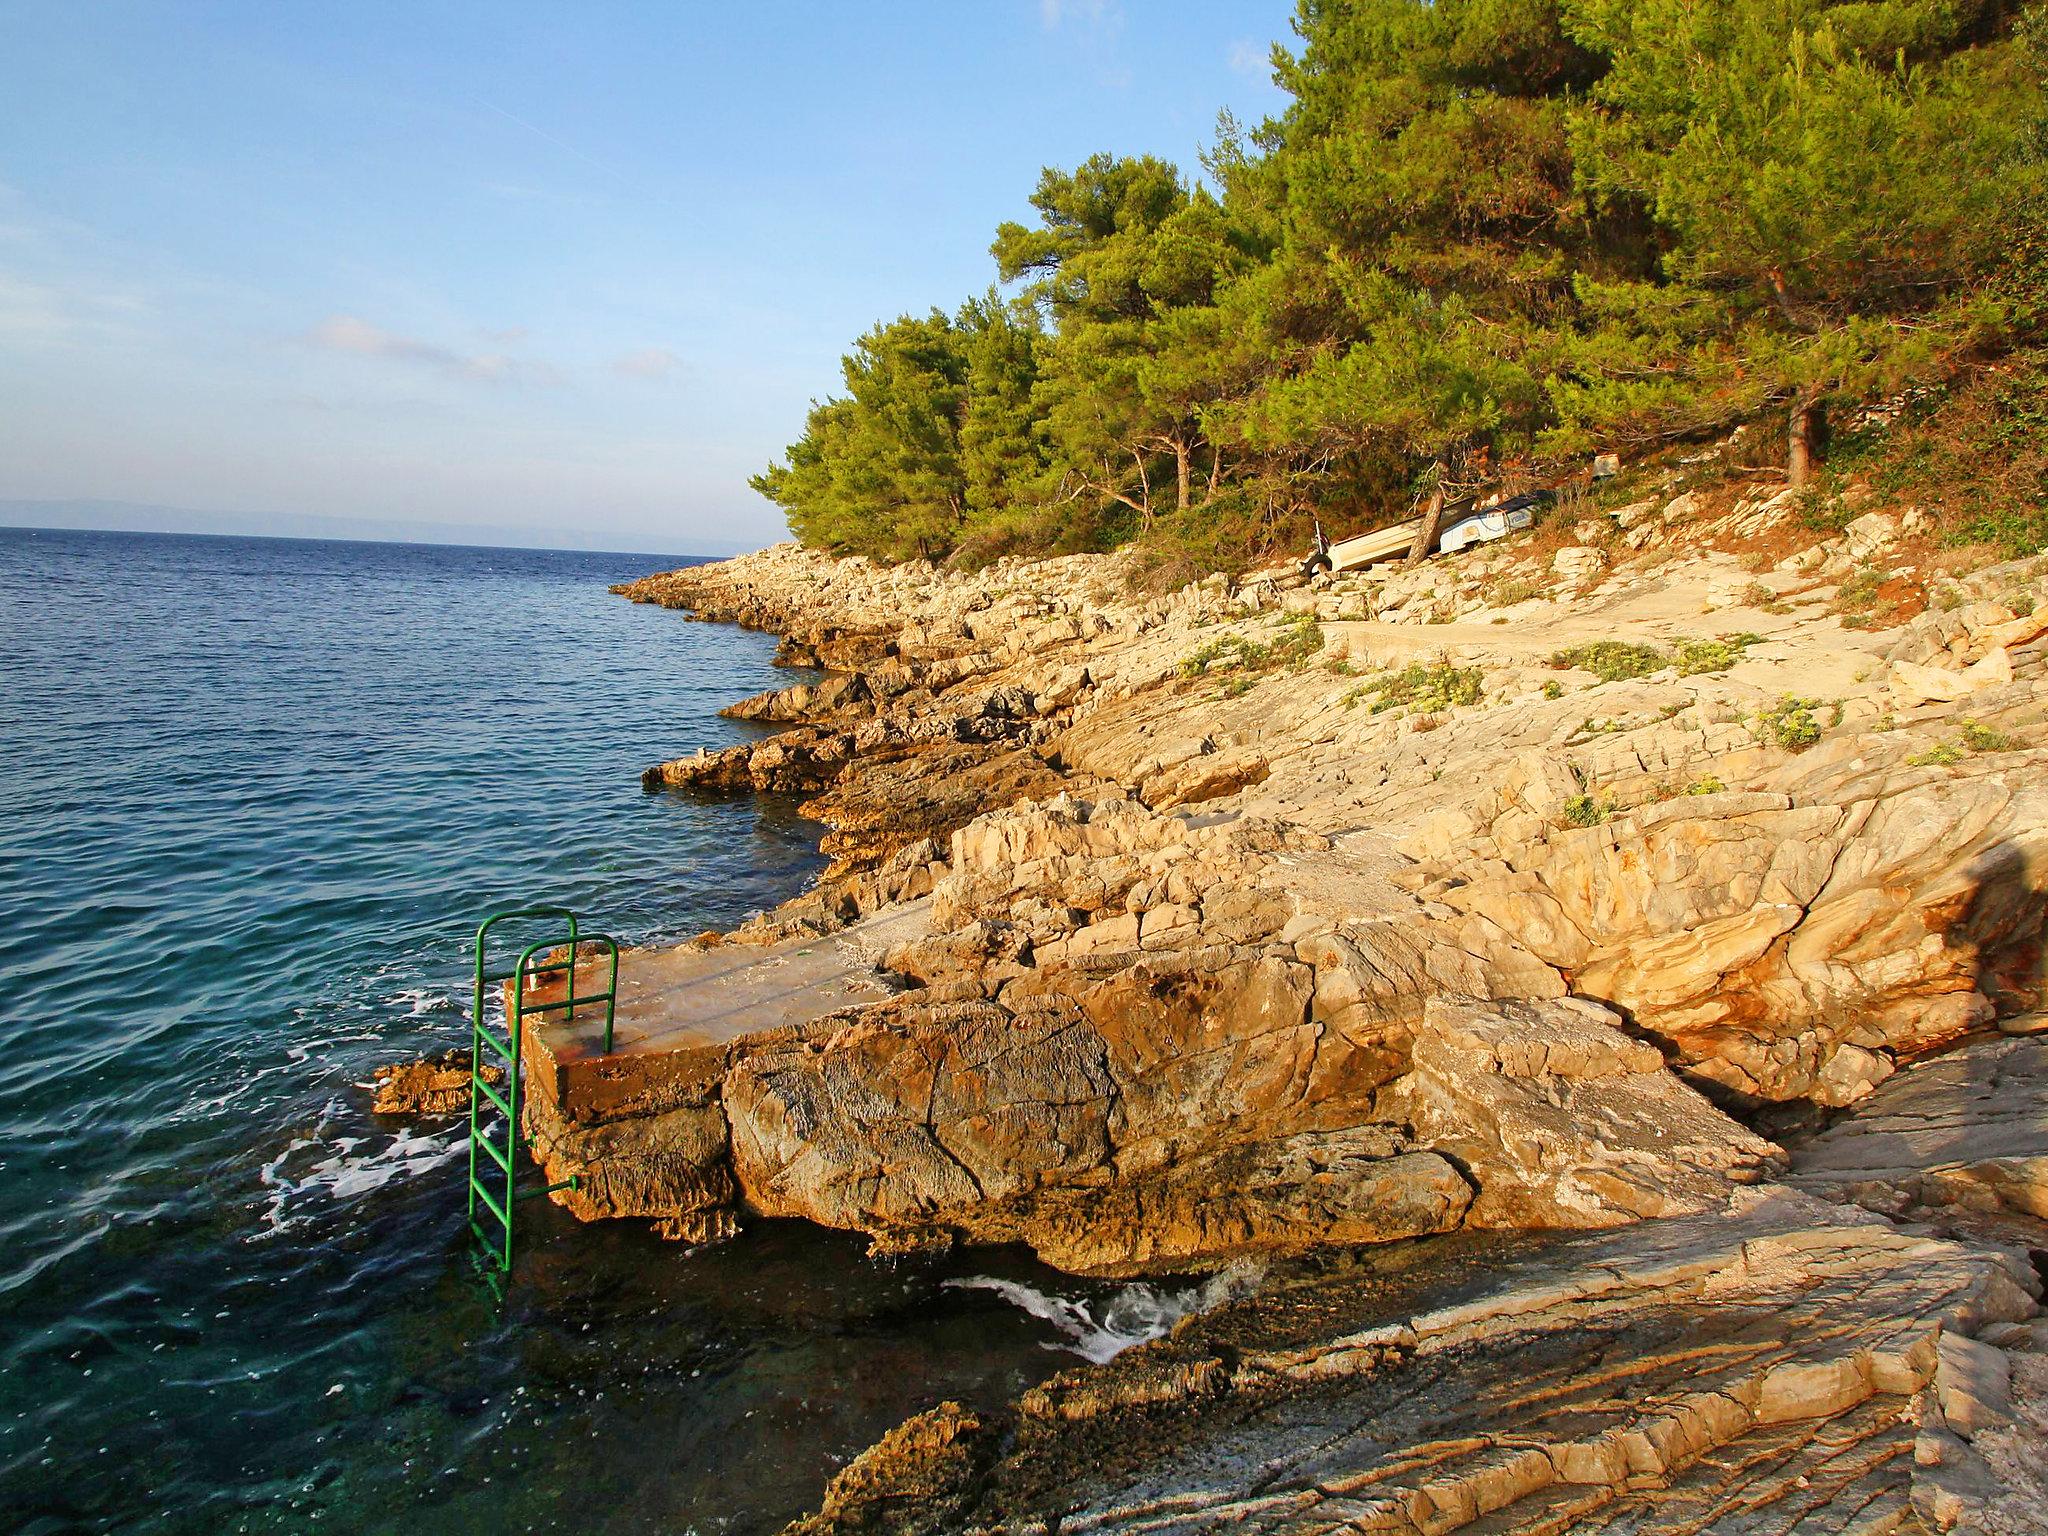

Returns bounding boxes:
[0,528,1113,1534]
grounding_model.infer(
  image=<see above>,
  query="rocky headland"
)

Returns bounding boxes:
[395,466,2048,1530]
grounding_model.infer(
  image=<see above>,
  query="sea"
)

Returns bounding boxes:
[0,527,1211,1534]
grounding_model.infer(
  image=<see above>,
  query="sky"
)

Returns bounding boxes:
[0,2,1296,554]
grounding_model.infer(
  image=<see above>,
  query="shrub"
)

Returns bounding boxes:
[1551,641,1667,682]
[1740,582,1788,614]
[1673,633,1762,676]
[1754,696,1828,751]
[1943,507,2048,562]
[1178,613,1322,679]
[1906,739,1966,766]
[1363,660,1485,714]
[1561,792,1616,827]
[1959,719,2015,752]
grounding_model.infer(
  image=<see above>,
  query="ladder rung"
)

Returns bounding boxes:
[473,1133,511,1174]
[474,1028,515,1064]
[517,1176,577,1201]
[469,1177,511,1230]
[467,1217,511,1271]
[473,1076,513,1119]
[481,957,576,985]
[514,997,576,1017]
[514,990,616,1018]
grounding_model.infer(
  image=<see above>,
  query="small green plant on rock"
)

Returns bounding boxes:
[1551,641,1667,682]
[1741,582,1789,614]
[1561,792,1618,827]
[1542,679,1564,700]
[1754,696,1829,751]
[1177,613,1322,680]
[1906,739,1966,766]
[1912,719,2019,763]
[1674,633,1763,676]
[1686,775,1727,795]
[1960,719,2016,752]
[1363,659,1484,714]
[1832,566,1887,628]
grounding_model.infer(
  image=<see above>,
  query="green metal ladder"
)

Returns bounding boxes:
[467,906,620,1279]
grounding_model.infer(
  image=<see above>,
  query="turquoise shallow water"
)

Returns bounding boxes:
[0,528,1125,1534]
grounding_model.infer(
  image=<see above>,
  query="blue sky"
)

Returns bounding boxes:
[0,2,1295,554]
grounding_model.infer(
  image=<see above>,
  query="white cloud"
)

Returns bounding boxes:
[1040,0,1119,32]
[307,314,553,384]
[1227,38,1270,79]
[612,346,679,381]
[0,267,147,344]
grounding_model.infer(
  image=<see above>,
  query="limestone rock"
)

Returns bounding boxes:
[1553,545,1605,582]
[781,1187,2048,1535]
[1388,995,1783,1228]
[369,1050,494,1115]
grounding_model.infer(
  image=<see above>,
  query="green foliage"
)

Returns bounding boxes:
[1961,718,2017,752]
[758,0,2048,568]
[1177,612,1323,680]
[1674,633,1762,675]
[1542,679,1565,699]
[1906,739,1966,766]
[1944,507,2048,561]
[1362,659,1486,713]
[1552,640,1667,681]
[1824,351,2048,562]
[1687,775,1728,795]
[1754,694,1830,750]
[1561,792,1618,827]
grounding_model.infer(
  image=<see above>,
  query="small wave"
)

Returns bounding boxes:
[384,987,464,1019]
[252,1127,464,1239]
[945,1263,1262,1364]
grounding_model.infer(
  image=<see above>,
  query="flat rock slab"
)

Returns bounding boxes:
[520,899,929,1122]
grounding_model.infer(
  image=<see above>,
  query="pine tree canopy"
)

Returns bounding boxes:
[753,0,2048,570]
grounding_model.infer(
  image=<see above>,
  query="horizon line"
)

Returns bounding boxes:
[0,520,738,564]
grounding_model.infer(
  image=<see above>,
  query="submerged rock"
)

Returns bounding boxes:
[369,1049,493,1116]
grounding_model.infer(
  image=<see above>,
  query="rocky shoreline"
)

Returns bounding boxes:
[390,480,2048,1529]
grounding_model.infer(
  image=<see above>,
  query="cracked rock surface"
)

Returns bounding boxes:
[783,1047,2048,1534]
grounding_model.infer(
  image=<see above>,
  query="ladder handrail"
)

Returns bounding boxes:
[509,933,621,1053]
[463,905,611,1280]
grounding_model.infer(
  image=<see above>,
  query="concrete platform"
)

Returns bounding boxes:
[516,899,930,1123]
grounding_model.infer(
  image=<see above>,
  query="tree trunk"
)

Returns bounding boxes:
[1787,391,1823,487]
[1405,484,1447,568]
[1174,440,1191,514]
